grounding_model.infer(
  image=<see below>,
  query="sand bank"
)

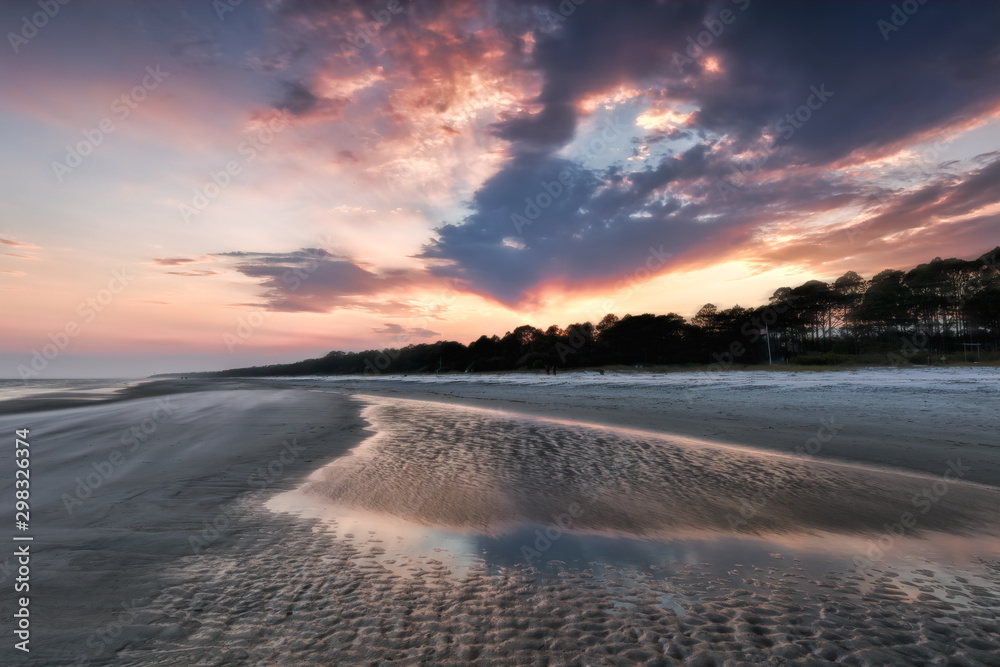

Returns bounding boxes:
[304,366,1000,487]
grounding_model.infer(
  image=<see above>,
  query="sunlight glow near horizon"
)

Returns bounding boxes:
[1,0,997,377]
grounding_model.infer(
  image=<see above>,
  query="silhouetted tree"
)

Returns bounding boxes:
[192,248,1000,378]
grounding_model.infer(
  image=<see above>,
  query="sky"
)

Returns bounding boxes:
[1,0,998,378]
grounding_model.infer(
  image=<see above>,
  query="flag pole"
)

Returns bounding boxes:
[765,324,773,365]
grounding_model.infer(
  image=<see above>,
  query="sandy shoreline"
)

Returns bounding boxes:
[302,367,1000,488]
[0,387,370,665]
[1,370,998,665]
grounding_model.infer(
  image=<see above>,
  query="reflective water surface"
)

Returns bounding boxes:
[268,396,1000,593]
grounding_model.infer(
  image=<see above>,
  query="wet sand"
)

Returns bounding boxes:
[0,372,997,665]
[285,396,1000,539]
[0,387,369,665]
[309,367,1000,487]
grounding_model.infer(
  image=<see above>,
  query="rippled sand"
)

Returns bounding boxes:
[136,512,1000,666]
[231,396,1000,665]
[3,381,998,665]
[292,397,1000,540]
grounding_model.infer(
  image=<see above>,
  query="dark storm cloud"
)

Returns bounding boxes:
[419,138,855,304]
[491,1,999,162]
[420,0,1000,304]
[848,157,1000,240]
[627,143,713,200]
[731,155,1000,280]
[275,80,321,115]
[490,2,706,155]
[419,149,722,304]
[218,249,433,313]
[492,102,577,153]
[695,1,1000,165]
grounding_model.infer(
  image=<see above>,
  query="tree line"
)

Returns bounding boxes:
[194,247,999,377]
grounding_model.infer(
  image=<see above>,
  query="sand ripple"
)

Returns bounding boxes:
[301,398,1000,540]
[127,396,1000,665]
[130,516,1000,666]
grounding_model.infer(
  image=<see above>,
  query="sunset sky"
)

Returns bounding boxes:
[1,0,998,378]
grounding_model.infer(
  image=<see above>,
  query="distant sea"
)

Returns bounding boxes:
[0,378,135,405]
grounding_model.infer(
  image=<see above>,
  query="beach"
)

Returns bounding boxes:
[8,0,999,663]
[311,366,1000,486]
[1,368,998,665]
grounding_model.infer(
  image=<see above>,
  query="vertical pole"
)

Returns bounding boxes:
[766,324,773,365]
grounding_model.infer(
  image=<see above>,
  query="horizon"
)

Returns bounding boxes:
[3,0,999,378]
[3,245,995,379]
